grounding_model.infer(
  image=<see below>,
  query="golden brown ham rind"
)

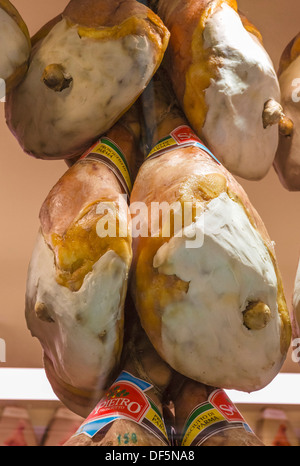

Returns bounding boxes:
[292,259,300,350]
[131,146,291,361]
[278,33,300,76]
[152,0,238,109]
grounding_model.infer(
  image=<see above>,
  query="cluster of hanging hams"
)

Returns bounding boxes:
[2,0,300,447]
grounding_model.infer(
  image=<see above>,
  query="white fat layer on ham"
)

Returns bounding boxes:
[153,192,283,392]
[9,18,156,158]
[25,230,127,391]
[202,4,280,180]
[0,8,29,81]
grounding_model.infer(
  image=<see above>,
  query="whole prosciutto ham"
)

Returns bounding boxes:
[130,72,291,393]
[146,0,285,180]
[64,316,173,447]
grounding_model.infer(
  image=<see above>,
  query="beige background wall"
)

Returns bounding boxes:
[0,0,300,381]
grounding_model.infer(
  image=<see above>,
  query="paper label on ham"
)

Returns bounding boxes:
[80,137,132,196]
[180,389,252,446]
[71,371,169,445]
[147,125,221,165]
